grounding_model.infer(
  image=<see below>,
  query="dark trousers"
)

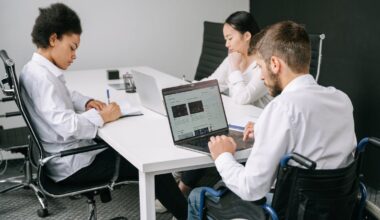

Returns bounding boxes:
[60,148,187,219]
[181,168,207,188]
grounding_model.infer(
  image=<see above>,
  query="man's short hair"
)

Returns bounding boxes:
[252,21,311,73]
[31,3,82,48]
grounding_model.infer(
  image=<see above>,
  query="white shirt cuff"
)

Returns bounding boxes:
[228,70,244,84]
[215,152,235,172]
[81,108,105,127]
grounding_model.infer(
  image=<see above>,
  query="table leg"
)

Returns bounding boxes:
[139,171,156,220]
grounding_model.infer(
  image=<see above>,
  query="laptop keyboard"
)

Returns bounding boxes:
[187,136,210,148]
[183,129,253,151]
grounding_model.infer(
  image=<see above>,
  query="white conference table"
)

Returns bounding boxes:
[65,66,263,219]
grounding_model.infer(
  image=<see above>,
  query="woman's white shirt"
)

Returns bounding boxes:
[204,57,272,108]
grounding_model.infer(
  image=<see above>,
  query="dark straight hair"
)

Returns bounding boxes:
[225,11,260,54]
[225,11,260,37]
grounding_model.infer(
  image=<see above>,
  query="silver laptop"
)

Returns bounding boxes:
[162,80,253,154]
[131,70,166,115]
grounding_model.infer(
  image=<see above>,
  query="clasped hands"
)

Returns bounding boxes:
[208,121,254,161]
[85,99,121,123]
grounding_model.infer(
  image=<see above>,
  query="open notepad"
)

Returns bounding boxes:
[118,100,143,118]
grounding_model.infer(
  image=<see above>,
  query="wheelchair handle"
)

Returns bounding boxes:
[280,152,317,169]
[357,137,380,154]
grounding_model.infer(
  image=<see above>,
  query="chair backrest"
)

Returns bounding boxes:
[271,152,360,220]
[308,33,325,82]
[194,21,228,81]
[0,50,45,162]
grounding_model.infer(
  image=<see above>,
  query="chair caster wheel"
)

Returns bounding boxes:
[37,208,48,217]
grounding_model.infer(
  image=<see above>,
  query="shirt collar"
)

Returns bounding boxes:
[282,74,316,94]
[248,60,258,71]
[32,52,64,78]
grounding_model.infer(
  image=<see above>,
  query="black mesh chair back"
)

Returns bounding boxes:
[308,33,325,82]
[194,21,227,81]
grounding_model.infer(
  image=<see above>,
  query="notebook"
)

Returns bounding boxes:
[162,79,253,154]
[131,70,167,116]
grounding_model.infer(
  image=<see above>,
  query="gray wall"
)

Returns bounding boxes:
[0,0,248,158]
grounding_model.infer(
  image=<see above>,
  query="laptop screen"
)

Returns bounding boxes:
[162,80,228,142]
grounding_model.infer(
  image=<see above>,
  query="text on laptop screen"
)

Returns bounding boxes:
[164,82,227,142]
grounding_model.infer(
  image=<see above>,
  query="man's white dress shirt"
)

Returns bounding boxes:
[215,74,356,201]
[205,57,272,108]
[20,53,105,182]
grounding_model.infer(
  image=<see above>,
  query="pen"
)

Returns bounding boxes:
[106,89,110,104]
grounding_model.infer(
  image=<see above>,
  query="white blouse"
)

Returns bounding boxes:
[20,53,105,182]
[204,57,272,108]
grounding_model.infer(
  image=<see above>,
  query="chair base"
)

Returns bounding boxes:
[1,179,49,217]
[0,158,49,218]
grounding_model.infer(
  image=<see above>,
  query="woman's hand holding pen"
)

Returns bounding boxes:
[99,102,121,123]
[243,121,254,142]
[86,100,107,111]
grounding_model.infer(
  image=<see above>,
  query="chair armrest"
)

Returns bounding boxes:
[40,142,108,166]
[357,137,380,154]
[0,111,21,118]
[1,96,14,102]
[198,187,228,219]
[60,142,108,157]
[280,152,316,169]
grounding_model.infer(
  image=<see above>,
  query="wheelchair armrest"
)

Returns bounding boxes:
[280,152,316,169]
[40,143,109,166]
[357,137,380,155]
[369,137,380,148]
[199,187,228,219]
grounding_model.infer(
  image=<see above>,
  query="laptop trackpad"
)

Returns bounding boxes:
[228,129,254,151]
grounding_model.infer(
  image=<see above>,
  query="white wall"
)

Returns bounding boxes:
[0,0,249,128]
[0,1,248,159]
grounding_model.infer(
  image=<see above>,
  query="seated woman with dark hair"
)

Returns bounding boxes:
[20,3,187,219]
[177,11,273,198]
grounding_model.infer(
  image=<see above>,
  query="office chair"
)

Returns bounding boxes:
[0,52,38,197]
[197,138,371,220]
[0,49,129,219]
[308,33,326,82]
[194,21,228,81]
[0,126,31,191]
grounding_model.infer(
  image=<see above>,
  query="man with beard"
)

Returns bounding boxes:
[187,20,356,219]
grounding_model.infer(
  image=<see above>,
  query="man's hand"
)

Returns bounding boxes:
[86,100,106,111]
[99,102,121,123]
[208,135,237,161]
[228,52,243,72]
[243,121,254,142]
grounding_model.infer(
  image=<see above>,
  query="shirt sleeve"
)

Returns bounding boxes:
[31,76,104,141]
[201,57,230,93]
[228,65,268,105]
[215,101,294,201]
[70,90,92,112]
